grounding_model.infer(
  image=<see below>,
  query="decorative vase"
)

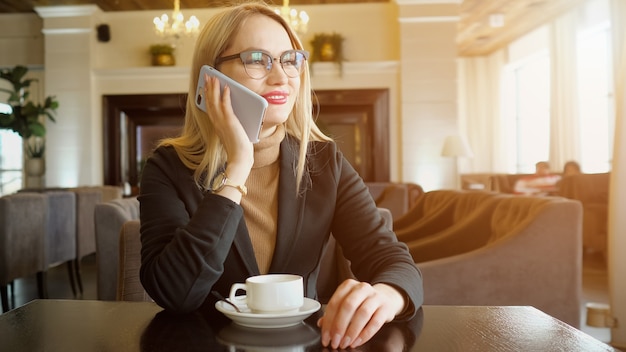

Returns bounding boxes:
[25,157,45,188]
[25,157,45,177]
[151,53,175,66]
[320,42,336,62]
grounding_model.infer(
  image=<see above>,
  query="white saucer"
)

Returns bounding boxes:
[215,297,321,329]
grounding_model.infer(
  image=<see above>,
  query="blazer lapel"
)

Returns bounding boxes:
[232,220,260,276]
[269,139,307,273]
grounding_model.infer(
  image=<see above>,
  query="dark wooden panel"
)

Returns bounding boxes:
[102,89,390,193]
[102,94,186,191]
[314,89,390,182]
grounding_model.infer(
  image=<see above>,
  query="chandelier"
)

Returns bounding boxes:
[275,0,309,37]
[153,0,200,42]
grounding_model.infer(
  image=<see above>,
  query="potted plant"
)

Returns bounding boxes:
[310,32,345,76]
[149,44,176,66]
[0,65,58,160]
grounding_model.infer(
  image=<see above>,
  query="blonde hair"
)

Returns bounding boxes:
[158,2,330,194]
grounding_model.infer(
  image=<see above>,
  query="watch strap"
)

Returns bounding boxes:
[211,171,247,196]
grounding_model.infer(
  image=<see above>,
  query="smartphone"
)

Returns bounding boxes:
[195,65,268,143]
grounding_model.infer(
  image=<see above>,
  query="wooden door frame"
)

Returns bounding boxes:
[102,89,390,191]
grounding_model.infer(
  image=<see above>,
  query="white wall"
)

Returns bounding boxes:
[93,4,400,70]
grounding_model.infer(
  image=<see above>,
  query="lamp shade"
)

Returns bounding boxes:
[441,135,474,158]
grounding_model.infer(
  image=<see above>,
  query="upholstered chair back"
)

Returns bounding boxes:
[0,193,48,312]
[44,191,77,268]
[417,197,582,328]
[95,196,140,300]
[117,220,152,302]
[395,190,501,243]
[393,190,463,231]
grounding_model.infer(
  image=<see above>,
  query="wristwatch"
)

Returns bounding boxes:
[210,171,247,196]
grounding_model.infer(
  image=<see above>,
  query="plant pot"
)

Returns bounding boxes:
[24,157,46,188]
[25,158,45,177]
[151,53,175,66]
[320,42,337,62]
[152,54,176,66]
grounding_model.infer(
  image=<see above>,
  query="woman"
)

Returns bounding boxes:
[139,2,423,349]
[562,160,582,176]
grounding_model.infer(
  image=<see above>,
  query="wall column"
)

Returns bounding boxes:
[396,0,460,191]
[35,5,102,187]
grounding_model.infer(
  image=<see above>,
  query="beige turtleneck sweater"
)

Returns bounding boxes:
[240,125,285,274]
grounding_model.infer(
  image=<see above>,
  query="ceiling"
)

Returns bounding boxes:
[458,0,587,56]
[0,0,588,56]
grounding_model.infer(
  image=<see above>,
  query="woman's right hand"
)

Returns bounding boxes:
[203,74,253,203]
[203,74,254,171]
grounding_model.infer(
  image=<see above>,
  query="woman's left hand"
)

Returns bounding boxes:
[317,279,406,349]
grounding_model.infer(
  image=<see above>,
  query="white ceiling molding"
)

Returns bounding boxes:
[34,4,101,18]
[399,16,459,23]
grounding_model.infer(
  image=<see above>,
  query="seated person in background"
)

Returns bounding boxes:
[138,3,423,350]
[562,160,582,176]
[514,161,562,195]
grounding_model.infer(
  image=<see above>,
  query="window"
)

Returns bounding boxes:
[0,103,23,196]
[502,18,613,175]
[503,51,551,173]
[577,22,613,173]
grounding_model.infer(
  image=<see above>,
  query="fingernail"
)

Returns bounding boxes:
[321,331,330,346]
[340,336,351,349]
[352,337,363,348]
[331,334,342,349]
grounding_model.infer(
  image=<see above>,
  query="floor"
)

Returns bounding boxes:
[2,252,614,345]
[580,250,612,344]
[5,254,98,309]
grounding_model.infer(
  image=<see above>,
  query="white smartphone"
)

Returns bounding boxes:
[195,65,268,143]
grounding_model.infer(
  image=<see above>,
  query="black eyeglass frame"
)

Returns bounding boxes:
[214,49,310,79]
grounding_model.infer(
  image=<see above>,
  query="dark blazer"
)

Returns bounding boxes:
[139,135,423,318]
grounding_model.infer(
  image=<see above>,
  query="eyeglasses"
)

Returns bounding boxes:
[215,49,309,79]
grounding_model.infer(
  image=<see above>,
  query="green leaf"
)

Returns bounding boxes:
[0,65,58,139]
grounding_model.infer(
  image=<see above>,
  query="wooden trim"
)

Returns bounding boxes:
[103,89,390,192]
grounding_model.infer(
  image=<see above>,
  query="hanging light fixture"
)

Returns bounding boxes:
[153,0,200,42]
[275,0,309,37]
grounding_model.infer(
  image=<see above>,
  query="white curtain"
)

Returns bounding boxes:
[548,10,581,170]
[608,0,626,348]
[457,49,508,173]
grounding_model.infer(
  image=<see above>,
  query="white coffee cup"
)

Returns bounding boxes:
[229,274,304,314]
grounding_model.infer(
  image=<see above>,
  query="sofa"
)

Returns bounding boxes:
[414,195,583,328]
[365,182,424,220]
[557,173,610,255]
[393,190,501,241]
[461,173,536,193]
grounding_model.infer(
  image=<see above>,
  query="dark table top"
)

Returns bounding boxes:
[0,299,619,352]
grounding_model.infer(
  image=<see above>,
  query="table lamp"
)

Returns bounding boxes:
[441,135,474,189]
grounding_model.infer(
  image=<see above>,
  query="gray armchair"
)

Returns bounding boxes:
[0,193,48,312]
[117,220,152,302]
[394,190,502,243]
[43,191,78,296]
[416,196,583,328]
[94,197,140,300]
[71,187,102,296]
